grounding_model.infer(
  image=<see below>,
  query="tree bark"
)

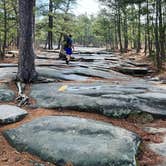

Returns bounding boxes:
[123,6,128,52]
[2,0,7,58]
[17,0,37,83]
[155,0,161,71]
[12,0,19,49]
[117,7,123,53]
[131,6,136,49]
[33,0,36,45]
[57,33,63,49]
[146,0,152,56]
[144,26,147,55]
[48,0,53,50]
[158,0,165,60]
[137,3,141,53]
[0,39,3,60]
[114,19,118,50]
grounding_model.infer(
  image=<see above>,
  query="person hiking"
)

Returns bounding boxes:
[64,34,74,64]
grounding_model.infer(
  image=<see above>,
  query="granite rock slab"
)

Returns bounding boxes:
[63,67,127,79]
[4,116,140,166]
[0,84,15,102]
[0,105,28,124]
[0,67,17,81]
[37,67,88,81]
[30,82,166,117]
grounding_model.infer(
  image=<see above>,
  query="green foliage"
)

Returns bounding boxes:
[0,0,18,51]
[0,0,165,67]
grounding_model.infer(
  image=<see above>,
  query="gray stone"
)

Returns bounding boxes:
[7,50,19,56]
[144,127,166,134]
[3,116,140,166]
[31,92,139,118]
[35,59,67,68]
[0,64,17,68]
[36,52,59,59]
[105,57,119,61]
[136,92,166,102]
[148,77,160,82]
[125,60,149,67]
[0,84,15,102]
[63,67,127,79]
[0,67,17,81]
[37,67,88,81]
[28,160,46,166]
[29,82,166,117]
[0,105,28,124]
[135,93,166,117]
[30,83,137,117]
[75,47,106,54]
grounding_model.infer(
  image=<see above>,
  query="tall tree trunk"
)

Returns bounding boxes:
[137,3,141,53]
[16,28,19,49]
[33,0,36,46]
[48,0,53,50]
[2,0,7,58]
[117,7,123,53]
[155,0,161,71]
[123,7,128,52]
[17,0,37,83]
[114,19,118,49]
[144,26,147,55]
[57,33,63,49]
[131,6,136,49]
[146,0,152,56]
[158,0,165,60]
[12,0,19,49]
[0,38,3,60]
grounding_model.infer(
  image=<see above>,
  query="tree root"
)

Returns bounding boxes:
[15,81,30,107]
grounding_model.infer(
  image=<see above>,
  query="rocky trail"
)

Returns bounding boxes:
[0,48,166,166]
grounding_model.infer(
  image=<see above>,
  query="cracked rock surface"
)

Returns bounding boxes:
[4,116,140,166]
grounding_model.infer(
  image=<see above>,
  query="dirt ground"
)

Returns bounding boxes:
[0,50,166,166]
[119,50,166,78]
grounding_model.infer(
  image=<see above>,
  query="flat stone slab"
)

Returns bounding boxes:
[0,64,17,68]
[3,116,140,166]
[37,67,89,81]
[37,66,129,81]
[37,52,59,59]
[75,46,106,53]
[0,105,28,124]
[63,67,128,79]
[7,50,19,55]
[144,127,166,134]
[30,82,166,117]
[126,61,149,67]
[0,84,15,102]
[0,67,17,81]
